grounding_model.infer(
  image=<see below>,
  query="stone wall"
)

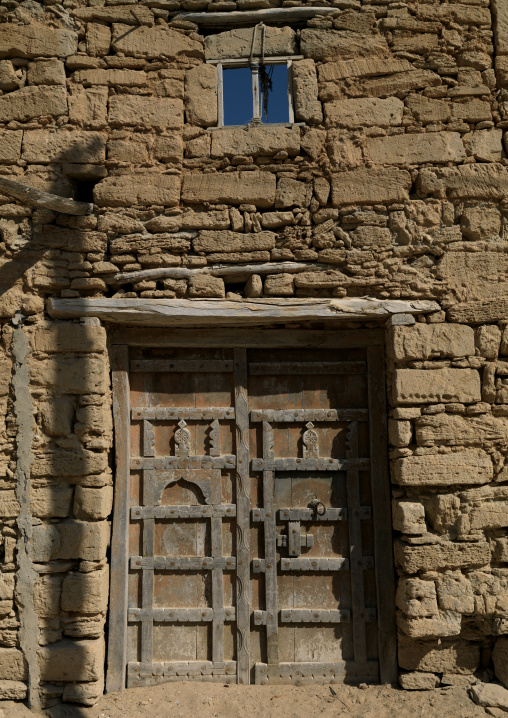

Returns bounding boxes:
[0,0,507,707]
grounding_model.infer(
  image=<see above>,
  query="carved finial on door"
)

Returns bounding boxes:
[175,419,191,458]
[302,421,319,458]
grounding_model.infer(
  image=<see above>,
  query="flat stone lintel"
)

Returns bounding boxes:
[47,297,440,327]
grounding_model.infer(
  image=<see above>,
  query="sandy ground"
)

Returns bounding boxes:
[0,682,494,718]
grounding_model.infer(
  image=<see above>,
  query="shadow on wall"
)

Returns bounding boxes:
[2,139,114,711]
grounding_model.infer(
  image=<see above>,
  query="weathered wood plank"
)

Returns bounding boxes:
[255,660,379,685]
[131,359,234,373]
[130,556,236,570]
[48,297,440,326]
[276,507,348,522]
[263,420,278,664]
[128,607,236,622]
[106,345,130,694]
[280,558,349,571]
[130,455,236,470]
[251,458,370,471]
[0,176,93,215]
[249,361,366,375]
[111,328,385,348]
[367,345,398,685]
[280,609,350,623]
[132,407,235,420]
[140,472,155,666]
[131,505,236,519]
[250,408,368,422]
[234,348,251,685]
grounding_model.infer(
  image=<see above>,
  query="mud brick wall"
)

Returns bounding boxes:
[0,0,507,707]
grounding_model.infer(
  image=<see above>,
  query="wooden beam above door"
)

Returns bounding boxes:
[48,297,440,327]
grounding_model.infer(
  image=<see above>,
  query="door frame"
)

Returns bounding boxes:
[106,326,397,691]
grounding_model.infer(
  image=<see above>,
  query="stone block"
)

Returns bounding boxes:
[395,540,491,573]
[470,501,508,529]
[205,27,295,60]
[112,25,203,60]
[396,577,438,617]
[419,165,508,202]
[438,252,508,302]
[397,610,462,639]
[331,169,411,206]
[73,486,113,521]
[450,100,491,123]
[68,86,108,127]
[318,56,412,82]
[0,131,22,163]
[365,132,465,165]
[399,672,439,690]
[393,369,481,405]
[0,490,19,518]
[61,567,109,614]
[0,649,26,681]
[292,59,322,125]
[33,575,63,618]
[392,450,492,486]
[390,324,474,362]
[187,275,225,299]
[0,60,22,91]
[493,0,508,55]
[275,178,312,209]
[33,325,106,354]
[398,636,480,674]
[87,23,111,57]
[153,134,184,163]
[38,227,107,253]
[185,64,217,127]
[62,679,103,706]
[406,96,451,124]
[461,206,501,241]
[27,59,66,86]
[74,6,154,24]
[392,500,426,534]
[75,404,112,437]
[361,70,441,98]
[193,230,275,254]
[94,173,181,207]
[74,69,148,88]
[493,636,508,689]
[0,680,27,700]
[436,572,474,614]
[182,172,276,208]
[325,97,403,128]
[110,234,189,254]
[426,494,461,533]
[211,126,300,159]
[22,131,106,165]
[38,638,104,683]
[30,520,110,562]
[389,419,412,447]
[32,486,74,518]
[31,357,107,395]
[264,273,295,297]
[32,449,108,479]
[0,24,77,58]
[476,325,501,359]
[0,86,67,123]
[463,129,503,162]
[300,29,388,62]
[470,683,508,711]
[108,96,183,130]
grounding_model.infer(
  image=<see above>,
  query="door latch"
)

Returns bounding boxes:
[308,498,326,516]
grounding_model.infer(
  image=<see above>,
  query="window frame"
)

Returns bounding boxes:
[207,55,304,128]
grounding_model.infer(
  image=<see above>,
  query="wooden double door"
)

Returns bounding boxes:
[107,332,396,690]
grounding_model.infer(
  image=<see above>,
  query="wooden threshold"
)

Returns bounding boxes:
[48,297,439,327]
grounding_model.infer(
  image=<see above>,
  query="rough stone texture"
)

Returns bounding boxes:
[398,637,480,674]
[22,131,106,165]
[390,325,475,362]
[0,86,67,122]
[392,450,493,487]
[463,129,503,162]
[300,29,388,61]
[182,173,276,208]
[205,26,295,59]
[0,680,27,700]
[332,168,411,206]
[112,25,203,60]
[193,231,275,253]
[61,568,109,614]
[365,133,466,166]
[0,649,27,681]
[415,414,508,446]
[73,486,113,521]
[292,60,322,125]
[30,521,110,562]
[470,683,508,711]
[108,96,183,129]
[185,65,217,128]
[94,174,181,207]
[325,98,403,128]
[0,24,77,58]
[461,207,501,241]
[493,637,508,689]
[211,126,300,159]
[395,541,491,573]
[393,369,481,405]
[38,639,104,683]
[392,501,426,534]
[399,672,440,690]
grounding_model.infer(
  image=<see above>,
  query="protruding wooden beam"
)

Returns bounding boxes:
[0,177,93,216]
[173,6,354,25]
[48,297,441,327]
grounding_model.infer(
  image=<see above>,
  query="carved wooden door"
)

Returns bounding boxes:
[108,334,396,691]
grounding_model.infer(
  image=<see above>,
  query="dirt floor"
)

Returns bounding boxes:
[0,681,496,718]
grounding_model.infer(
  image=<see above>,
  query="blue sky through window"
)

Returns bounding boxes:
[223,64,289,126]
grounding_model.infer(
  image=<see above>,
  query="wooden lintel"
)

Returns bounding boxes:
[0,177,93,216]
[47,297,440,327]
[172,6,344,25]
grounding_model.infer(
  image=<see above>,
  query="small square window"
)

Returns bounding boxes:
[215,60,295,127]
